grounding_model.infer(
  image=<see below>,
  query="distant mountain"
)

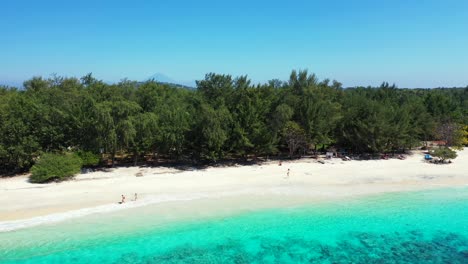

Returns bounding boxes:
[148,73,178,84]
[180,80,197,88]
[146,73,195,89]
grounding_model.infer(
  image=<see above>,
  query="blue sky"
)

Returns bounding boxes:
[1,0,468,88]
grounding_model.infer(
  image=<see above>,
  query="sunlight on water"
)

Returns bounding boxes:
[1,187,467,263]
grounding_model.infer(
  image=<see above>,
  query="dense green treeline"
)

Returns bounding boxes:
[0,71,467,174]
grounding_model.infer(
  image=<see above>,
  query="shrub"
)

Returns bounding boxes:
[74,150,100,167]
[432,147,457,161]
[30,153,82,183]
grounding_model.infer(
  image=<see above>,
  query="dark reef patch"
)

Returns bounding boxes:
[113,230,468,264]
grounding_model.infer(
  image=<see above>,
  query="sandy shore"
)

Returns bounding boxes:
[1,149,467,230]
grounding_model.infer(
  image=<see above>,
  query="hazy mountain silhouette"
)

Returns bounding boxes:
[147,73,195,89]
[148,73,178,83]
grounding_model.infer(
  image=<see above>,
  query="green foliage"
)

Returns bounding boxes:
[432,147,457,161]
[30,153,82,183]
[282,121,308,158]
[0,71,466,174]
[435,122,466,150]
[130,112,159,165]
[0,93,41,173]
[74,150,100,167]
[463,125,468,146]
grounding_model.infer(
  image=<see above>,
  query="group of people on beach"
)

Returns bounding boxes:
[120,163,291,204]
[120,193,137,204]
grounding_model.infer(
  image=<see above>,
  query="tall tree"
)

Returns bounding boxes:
[96,99,140,166]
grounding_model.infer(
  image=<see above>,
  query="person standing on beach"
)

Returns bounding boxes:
[134,193,138,201]
[285,168,290,179]
[121,194,126,204]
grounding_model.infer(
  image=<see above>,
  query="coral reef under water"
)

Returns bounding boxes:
[115,230,468,264]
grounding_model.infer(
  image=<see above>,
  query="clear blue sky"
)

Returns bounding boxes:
[1,0,468,88]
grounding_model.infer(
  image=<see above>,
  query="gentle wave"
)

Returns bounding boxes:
[0,187,308,232]
[0,185,436,233]
[0,192,232,232]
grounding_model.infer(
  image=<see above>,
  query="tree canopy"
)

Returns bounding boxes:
[0,71,466,174]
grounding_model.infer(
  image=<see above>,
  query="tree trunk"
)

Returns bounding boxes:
[134,150,138,166]
[111,151,116,167]
[289,142,294,158]
[152,150,158,165]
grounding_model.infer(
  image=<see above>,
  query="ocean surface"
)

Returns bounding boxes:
[1,187,467,264]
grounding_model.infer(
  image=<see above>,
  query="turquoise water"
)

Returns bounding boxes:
[1,187,468,263]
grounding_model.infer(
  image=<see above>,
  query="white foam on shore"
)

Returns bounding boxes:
[0,187,305,233]
[0,192,227,232]
[0,184,454,233]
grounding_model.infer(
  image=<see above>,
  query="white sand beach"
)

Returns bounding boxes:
[1,149,467,231]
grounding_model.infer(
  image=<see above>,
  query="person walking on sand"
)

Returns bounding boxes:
[284,168,290,179]
[121,194,126,204]
[134,193,138,201]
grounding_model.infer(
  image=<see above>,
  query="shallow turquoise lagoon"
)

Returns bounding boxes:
[1,187,468,263]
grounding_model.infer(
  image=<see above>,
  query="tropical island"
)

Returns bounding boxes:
[2,0,468,262]
[0,71,467,226]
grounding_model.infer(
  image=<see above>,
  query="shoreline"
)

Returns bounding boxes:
[1,149,467,232]
[2,185,467,233]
